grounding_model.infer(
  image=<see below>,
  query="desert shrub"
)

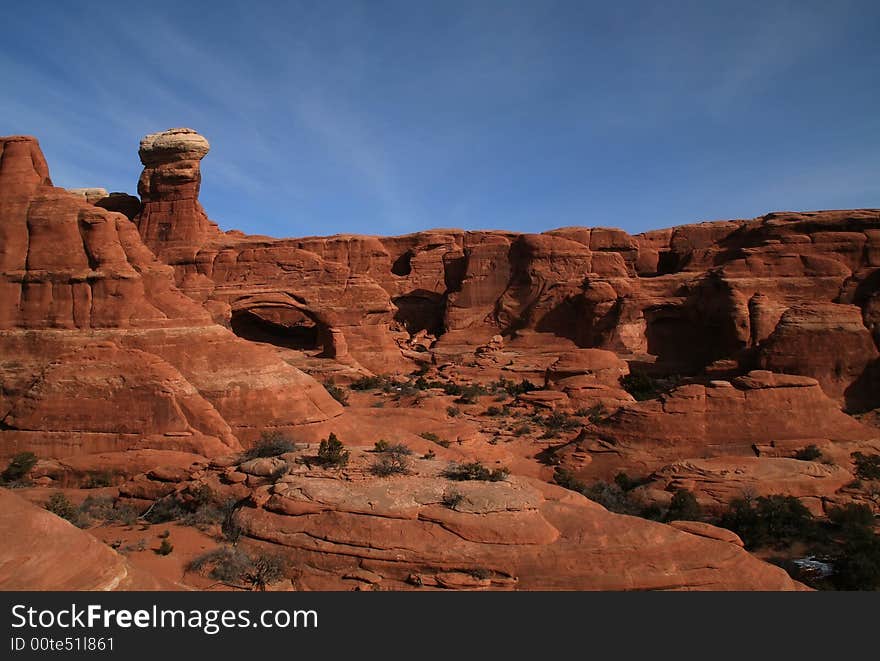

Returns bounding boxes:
[324,382,349,406]
[485,405,503,417]
[852,452,880,480]
[828,503,875,534]
[446,406,461,417]
[244,553,286,591]
[181,501,232,529]
[146,485,229,528]
[189,547,254,583]
[536,412,580,438]
[665,489,703,522]
[45,492,83,526]
[221,500,244,544]
[833,535,880,590]
[156,537,174,556]
[317,433,350,468]
[443,462,509,482]
[794,445,823,462]
[719,495,816,550]
[1,451,37,484]
[422,450,436,460]
[189,546,285,590]
[454,383,489,404]
[350,375,389,390]
[573,405,607,424]
[513,423,532,437]
[442,491,464,509]
[491,378,537,396]
[583,481,641,515]
[243,431,298,460]
[371,452,410,477]
[79,495,139,526]
[419,432,451,448]
[441,382,463,396]
[373,440,390,452]
[619,373,661,400]
[613,472,637,492]
[145,497,185,524]
[553,467,586,493]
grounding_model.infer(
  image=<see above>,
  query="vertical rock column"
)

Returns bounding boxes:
[135,128,215,263]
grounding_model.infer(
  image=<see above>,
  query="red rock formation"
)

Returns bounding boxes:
[125,128,880,409]
[0,135,342,461]
[0,488,175,590]
[757,303,879,409]
[555,371,874,480]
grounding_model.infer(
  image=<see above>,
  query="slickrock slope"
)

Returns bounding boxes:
[117,446,807,590]
[0,135,342,460]
[0,488,175,590]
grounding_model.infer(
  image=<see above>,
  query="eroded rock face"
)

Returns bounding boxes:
[0,135,342,460]
[554,371,874,480]
[757,303,879,410]
[124,128,880,401]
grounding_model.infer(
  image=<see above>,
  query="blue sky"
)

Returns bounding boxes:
[2,1,878,237]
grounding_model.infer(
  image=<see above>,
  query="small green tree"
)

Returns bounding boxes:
[665,489,703,522]
[317,433,350,468]
[2,452,38,483]
[852,452,880,480]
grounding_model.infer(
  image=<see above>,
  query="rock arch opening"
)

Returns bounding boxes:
[230,306,324,352]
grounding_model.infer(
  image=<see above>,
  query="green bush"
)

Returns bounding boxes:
[419,432,451,448]
[454,383,489,405]
[665,489,703,522]
[156,537,174,556]
[243,431,298,460]
[317,433,350,468]
[446,406,461,417]
[443,462,509,482]
[350,375,389,390]
[370,453,410,476]
[490,378,538,396]
[553,467,586,493]
[794,445,823,462]
[719,495,816,549]
[852,452,880,480]
[45,492,83,526]
[833,532,880,591]
[79,495,139,526]
[2,452,38,484]
[828,503,875,533]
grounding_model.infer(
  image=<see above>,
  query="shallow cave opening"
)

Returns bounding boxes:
[393,291,446,336]
[230,307,322,352]
[391,251,414,276]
